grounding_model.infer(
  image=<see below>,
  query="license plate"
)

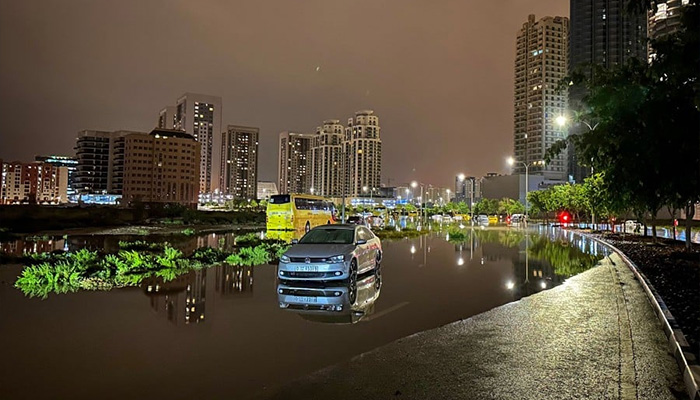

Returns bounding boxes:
[295,265,319,272]
[291,296,317,303]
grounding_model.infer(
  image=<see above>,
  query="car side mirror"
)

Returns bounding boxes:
[356,239,367,245]
[291,239,299,244]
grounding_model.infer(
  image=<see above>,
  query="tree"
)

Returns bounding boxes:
[546,1,699,246]
[498,198,525,216]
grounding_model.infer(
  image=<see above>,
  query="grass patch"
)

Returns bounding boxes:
[14,237,289,299]
[374,228,424,240]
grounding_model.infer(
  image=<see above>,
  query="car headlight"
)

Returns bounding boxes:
[280,255,290,263]
[328,255,345,263]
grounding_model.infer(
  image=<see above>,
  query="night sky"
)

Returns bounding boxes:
[0,0,567,188]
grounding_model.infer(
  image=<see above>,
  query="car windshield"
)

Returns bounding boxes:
[347,216,361,222]
[299,228,354,244]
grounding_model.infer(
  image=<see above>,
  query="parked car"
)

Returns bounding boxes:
[624,220,642,233]
[477,214,490,225]
[510,214,524,225]
[488,215,499,224]
[347,215,368,227]
[278,224,382,282]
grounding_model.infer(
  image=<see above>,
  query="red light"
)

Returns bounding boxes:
[558,211,572,224]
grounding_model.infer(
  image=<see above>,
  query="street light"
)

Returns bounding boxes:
[458,173,475,224]
[411,181,425,226]
[507,157,529,227]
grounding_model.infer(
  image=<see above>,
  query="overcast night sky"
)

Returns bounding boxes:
[0,0,568,188]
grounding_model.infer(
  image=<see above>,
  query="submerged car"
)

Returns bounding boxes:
[278,224,382,282]
[476,214,490,225]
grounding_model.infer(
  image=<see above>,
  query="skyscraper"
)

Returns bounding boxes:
[278,131,315,194]
[568,0,646,182]
[648,0,690,57]
[35,155,78,198]
[344,110,382,197]
[311,120,344,197]
[513,15,569,181]
[172,93,222,194]
[158,106,176,129]
[220,125,259,200]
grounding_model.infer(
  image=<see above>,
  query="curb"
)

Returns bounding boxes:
[583,233,700,400]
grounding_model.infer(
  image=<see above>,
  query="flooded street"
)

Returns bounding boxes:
[0,227,607,400]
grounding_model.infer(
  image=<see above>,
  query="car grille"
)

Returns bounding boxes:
[281,271,340,279]
[289,257,330,263]
[279,288,343,297]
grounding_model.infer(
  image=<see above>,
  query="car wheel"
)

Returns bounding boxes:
[305,221,310,232]
[348,259,358,303]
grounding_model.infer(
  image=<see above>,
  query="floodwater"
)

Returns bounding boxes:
[0,226,607,400]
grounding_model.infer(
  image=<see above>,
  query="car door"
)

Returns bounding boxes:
[355,227,370,270]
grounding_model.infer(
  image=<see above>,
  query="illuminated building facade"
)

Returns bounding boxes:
[278,131,315,194]
[220,125,259,200]
[344,110,382,197]
[513,15,569,181]
[311,119,344,197]
[122,129,200,207]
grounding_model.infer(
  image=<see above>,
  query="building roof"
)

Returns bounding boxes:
[149,128,195,140]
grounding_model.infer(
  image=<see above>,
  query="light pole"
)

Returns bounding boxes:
[411,181,424,226]
[458,173,475,224]
[507,157,529,227]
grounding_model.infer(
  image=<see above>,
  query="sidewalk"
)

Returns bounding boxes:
[257,254,685,400]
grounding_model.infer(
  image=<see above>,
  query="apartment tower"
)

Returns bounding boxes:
[278,131,315,194]
[172,93,222,194]
[311,120,344,197]
[220,125,259,200]
[513,15,569,181]
[343,110,381,197]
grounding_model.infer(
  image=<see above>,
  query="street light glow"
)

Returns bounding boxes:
[556,115,567,127]
[411,181,418,188]
[507,157,515,166]
[457,173,465,181]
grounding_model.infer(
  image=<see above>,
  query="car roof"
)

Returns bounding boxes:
[310,224,357,231]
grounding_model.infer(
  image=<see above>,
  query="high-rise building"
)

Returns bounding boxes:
[311,120,344,197]
[0,161,68,204]
[74,130,142,194]
[344,110,382,197]
[513,15,569,181]
[278,131,315,194]
[568,1,647,182]
[257,181,278,200]
[35,155,78,198]
[122,129,200,207]
[171,93,222,194]
[648,0,690,57]
[220,125,259,200]
[158,106,176,129]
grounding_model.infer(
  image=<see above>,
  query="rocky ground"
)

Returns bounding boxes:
[601,233,700,356]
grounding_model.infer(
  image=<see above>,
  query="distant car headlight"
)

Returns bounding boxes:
[328,255,345,263]
[280,255,290,263]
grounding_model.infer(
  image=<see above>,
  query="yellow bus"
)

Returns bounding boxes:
[266,194,336,236]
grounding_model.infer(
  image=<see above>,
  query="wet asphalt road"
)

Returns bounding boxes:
[256,253,685,400]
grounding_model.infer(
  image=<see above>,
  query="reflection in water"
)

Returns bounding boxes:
[141,264,254,326]
[277,271,381,324]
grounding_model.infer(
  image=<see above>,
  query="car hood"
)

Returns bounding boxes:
[285,243,355,258]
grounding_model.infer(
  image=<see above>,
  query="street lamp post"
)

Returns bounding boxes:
[507,157,529,227]
[411,181,424,226]
[458,173,475,225]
